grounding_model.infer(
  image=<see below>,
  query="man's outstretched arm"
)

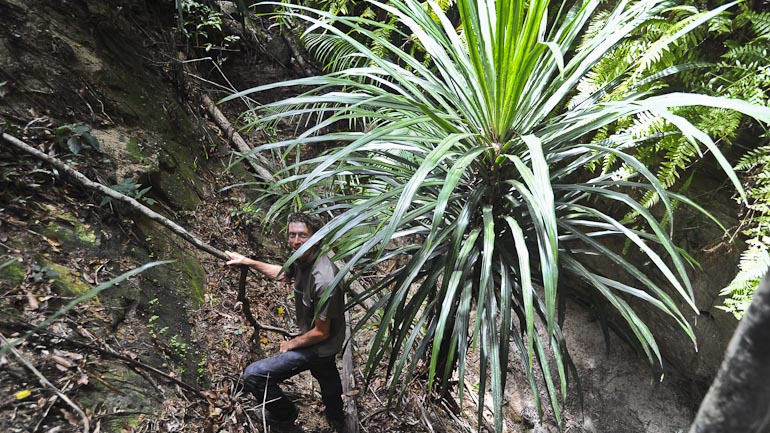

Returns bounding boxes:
[280,318,331,352]
[225,250,284,280]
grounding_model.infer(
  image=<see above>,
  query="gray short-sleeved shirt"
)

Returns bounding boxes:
[292,252,346,358]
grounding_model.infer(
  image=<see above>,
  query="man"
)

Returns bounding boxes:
[225,213,346,432]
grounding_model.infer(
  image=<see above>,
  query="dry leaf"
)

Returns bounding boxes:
[82,271,95,284]
[54,349,83,361]
[45,235,61,247]
[77,374,89,385]
[26,293,40,310]
[51,354,73,369]
[60,407,78,425]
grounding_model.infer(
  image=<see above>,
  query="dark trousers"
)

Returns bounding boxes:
[243,347,344,421]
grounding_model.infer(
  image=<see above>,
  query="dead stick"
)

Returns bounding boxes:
[1,132,288,338]
[0,333,90,433]
[176,51,273,181]
[2,133,227,260]
[33,394,58,433]
[1,320,207,401]
[233,266,298,339]
[200,93,274,181]
[238,265,261,343]
[281,29,317,77]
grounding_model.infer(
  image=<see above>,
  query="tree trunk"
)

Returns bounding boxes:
[688,272,770,433]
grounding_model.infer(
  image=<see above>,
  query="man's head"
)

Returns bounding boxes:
[287,212,323,262]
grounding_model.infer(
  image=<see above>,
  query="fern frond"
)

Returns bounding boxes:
[720,239,770,318]
[736,145,770,171]
[743,8,770,37]
[577,10,612,52]
[304,32,369,72]
[632,5,729,81]
[722,43,770,64]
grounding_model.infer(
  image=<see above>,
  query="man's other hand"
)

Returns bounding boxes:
[279,340,293,353]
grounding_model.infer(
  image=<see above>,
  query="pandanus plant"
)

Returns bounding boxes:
[224,0,770,429]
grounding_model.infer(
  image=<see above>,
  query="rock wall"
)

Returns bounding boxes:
[0,1,218,428]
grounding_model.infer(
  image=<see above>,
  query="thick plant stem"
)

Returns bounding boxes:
[342,309,360,433]
[689,272,770,433]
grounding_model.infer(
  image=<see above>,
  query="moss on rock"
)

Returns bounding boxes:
[179,254,206,305]
[134,218,207,307]
[0,257,25,288]
[46,262,92,296]
[40,205,98,246]
[126,137,147,163]
[77,365,158,432]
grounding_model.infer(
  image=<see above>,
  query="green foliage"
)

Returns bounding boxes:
[169,333,189,358]
[0,258,25,286]
[228,197,263,226]
[100,178,157,207]
[225,0,770,429]
[721,144,770,318]
[176,0,240,52]
[579,3,768,188]
[307,0,358,16]
[296,0,456,75]
[55,123,101,155]
[197,353,208,382]
[707,5,770,107]
[145,296,190,374]
[637,4,770,314]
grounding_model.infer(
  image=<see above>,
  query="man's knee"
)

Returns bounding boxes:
[243,360,273,390]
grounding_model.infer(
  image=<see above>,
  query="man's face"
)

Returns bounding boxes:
[287,222,314,261]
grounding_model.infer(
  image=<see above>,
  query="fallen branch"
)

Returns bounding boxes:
[175,52,274,181]
[0,320,207,401]
[281,31,317,77]
[200,93,274,181]
[2,133,227,259]
[0,332,90,433]
[0,132,289,338]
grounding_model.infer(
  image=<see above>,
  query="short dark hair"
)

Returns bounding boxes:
[287,212,323,234]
